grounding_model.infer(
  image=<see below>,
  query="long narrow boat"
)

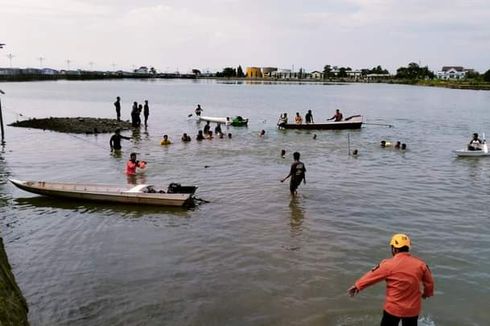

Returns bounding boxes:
[199,115,248,126]
[278,115,363,130]
[9,179,197,207]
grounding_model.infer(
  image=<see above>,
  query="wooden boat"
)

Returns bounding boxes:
[278,115,363,130]
[199,115,248,126]
[9,179,197,207]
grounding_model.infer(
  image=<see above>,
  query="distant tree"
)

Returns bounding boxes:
[396,62,434,80]
[323,65,333,79]
[192,69,201,76]
[221,67,236,78]
[149,67,157,74]
[361,69,370,76]
[484,69,490,82]
[236,65,245,78]
[338,67,348,78]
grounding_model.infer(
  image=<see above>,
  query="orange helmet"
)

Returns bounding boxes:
[390,234,411,248]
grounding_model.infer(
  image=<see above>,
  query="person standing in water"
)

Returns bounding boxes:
[195,104,203,116]
[143,100,150,127]
[114,96,121,121]
[126,152,146,175]
[305,109,314,124]
[348,234,434,326]
[109,129,131,152]
[281,152,306,195]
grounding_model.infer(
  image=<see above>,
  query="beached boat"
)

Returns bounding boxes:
[454,142,490,157]
[278,115,363,130]
[9,179,197,207]
[199,115,248,126]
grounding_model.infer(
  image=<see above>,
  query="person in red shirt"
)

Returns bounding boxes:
[348,234,434,326]
[126,153,146,175]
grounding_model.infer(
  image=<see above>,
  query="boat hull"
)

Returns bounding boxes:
[279,115,362,130]
[9,179,194,207]
[454,150,490,157]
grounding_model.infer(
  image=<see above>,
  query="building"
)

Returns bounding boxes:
[436,66,466,80]
[246,67,262,79]
[261,67,277,78]
[310,71,323,79]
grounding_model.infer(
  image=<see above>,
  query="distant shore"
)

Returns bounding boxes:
[1,72,489,91]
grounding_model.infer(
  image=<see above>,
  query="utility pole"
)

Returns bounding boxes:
[66,59,71,70]
[111,63,116,71]
[6,53,14,68]
[0,89,5,145]
[38,56,45,68]
[89,61,94,70]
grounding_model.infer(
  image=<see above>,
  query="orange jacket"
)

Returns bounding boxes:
[355,252,434,317]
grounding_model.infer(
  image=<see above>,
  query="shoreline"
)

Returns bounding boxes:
[1,74,489,91]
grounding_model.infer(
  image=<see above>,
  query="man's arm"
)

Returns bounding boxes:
[348,260,391,296]
[281,165,294,182]
[121,135,131,140]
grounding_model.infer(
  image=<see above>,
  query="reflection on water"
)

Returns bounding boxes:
[289,196,304,235]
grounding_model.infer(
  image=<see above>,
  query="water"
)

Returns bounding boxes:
[0,79,489,325]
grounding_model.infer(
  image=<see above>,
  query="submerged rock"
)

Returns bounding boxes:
[9,117,132,134]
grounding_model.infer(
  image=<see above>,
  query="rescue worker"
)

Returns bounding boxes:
[347,234,434,326]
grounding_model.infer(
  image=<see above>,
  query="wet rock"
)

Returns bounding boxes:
[9,117,132,134]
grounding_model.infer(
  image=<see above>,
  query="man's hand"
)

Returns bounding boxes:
[347,285,359,297]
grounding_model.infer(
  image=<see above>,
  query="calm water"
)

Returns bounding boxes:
[0,79,489,326]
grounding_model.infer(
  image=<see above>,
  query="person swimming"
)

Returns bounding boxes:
[181,133,191,142]
[160,134,172,145]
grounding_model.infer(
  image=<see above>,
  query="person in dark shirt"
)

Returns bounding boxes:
[215,123,223,136]
[195,104,203,116]
[110,129,131,152]
[196,130,205,141]
[203,121,211,135]
[114,96,121,121]
[143,100,150,126]
[305,110,314,124]
[131,102,138,127]
[281,152,306,195]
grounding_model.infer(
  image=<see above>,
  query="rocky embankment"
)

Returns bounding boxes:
[0,238,29,325]
[9,117,132,134]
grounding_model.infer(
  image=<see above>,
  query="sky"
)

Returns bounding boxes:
[1,0,489,73]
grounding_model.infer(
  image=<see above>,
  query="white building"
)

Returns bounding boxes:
[436,66,466,80]
[310,71,323,79]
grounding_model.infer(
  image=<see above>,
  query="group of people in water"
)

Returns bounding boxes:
[278,108,344,126]
[381,140,407,150]
[159,121,233,145]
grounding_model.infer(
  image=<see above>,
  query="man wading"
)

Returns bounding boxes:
[348,234,434,326]
[281,152,306,195]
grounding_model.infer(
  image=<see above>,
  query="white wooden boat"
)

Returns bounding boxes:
[199,115,248,126]
[278,115,363,130]
[454,142,490,157]
[9,179,197,207]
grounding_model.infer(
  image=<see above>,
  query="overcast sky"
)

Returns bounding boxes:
[1,0,489,73]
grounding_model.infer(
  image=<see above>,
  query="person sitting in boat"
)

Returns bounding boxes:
[203,121,211,135]
[196,130,205,141]
[126,153,146,175]
[305,110,314,124]
[110,129,131,152]
[181,133,191,142]
[468,133,483,151]
[195,104,203,116]
[328,109,343,122]
[295,112,303,125]
[277,113,288,127]
[160,134,172,145]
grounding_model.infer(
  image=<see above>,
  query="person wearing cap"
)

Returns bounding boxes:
[347,234,434,326]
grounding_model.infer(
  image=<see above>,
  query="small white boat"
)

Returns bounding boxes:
[199,115,248,126]
[9,179,197,207]
[454,142,490,157]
